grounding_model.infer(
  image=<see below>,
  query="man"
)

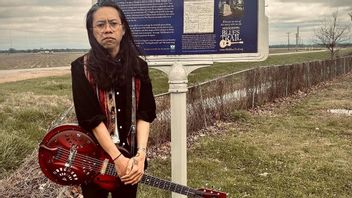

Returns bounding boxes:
[71,1,156,197]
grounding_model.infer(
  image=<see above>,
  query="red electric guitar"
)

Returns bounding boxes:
[38,124,227,198]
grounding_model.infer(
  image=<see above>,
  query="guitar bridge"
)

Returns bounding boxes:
[100,159,109,175]
[64,145,77,168]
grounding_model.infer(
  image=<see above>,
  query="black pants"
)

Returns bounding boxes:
[81,182,138,198]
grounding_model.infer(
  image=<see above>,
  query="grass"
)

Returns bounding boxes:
[0,75,72,96]
[137,73,352,197]
[0,77,72,179]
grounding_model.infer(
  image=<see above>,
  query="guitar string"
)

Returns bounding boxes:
[57,150,125,178]
[56,151,103,171]
[56,149,125,180]
[57,147,130,167]
[56,148,135,179]
[142,175,198,196]
[55,154,102,174]
[56,148,104,171]
[57,147,105,164]
[57,148,126,177]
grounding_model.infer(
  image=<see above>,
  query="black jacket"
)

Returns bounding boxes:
[71,55,156,142]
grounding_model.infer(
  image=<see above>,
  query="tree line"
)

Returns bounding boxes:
[0,48,88,54]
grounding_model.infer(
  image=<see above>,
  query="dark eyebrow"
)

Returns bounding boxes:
[108,19,120,22]
[96,18,118,21]
[95,19,120,23]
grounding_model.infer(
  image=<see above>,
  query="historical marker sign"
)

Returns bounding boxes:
[112,0,268,65]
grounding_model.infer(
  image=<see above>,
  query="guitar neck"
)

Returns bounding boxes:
[106,163,201,197]
[142,174,201,197]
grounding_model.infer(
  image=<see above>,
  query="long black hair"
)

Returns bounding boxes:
[85,0,144,90]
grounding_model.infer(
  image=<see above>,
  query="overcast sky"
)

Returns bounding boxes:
[267,0,352,45]
[0,0,351,50]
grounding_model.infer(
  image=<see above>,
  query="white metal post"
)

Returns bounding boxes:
[168,62,188,198]
[153,62,211,198]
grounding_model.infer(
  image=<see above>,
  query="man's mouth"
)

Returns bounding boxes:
[103,37,115,41]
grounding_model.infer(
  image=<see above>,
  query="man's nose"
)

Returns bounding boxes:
[103,23,113,33]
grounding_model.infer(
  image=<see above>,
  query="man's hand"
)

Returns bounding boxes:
[113,155,129,178]
[120,151,146,185]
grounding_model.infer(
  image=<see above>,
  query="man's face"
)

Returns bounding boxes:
[92,7,125,54]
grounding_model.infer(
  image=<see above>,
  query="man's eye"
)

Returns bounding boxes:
[110,22,119,28]
[96,23,105,28]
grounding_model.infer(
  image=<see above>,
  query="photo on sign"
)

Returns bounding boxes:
[218,0,245,19]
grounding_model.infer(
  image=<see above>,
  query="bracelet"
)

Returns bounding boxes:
[137,147,147,153]
[113,153,122,162]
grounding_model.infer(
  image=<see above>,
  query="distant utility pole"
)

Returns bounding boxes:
[287,32,290,51]
[9,29,13,49]
[295,26,300,51]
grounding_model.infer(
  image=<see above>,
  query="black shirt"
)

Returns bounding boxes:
[71,55,156,142]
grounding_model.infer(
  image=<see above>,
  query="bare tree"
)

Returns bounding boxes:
[314,10,350,59]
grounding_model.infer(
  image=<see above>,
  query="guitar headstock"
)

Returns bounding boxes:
[197,188,227,198]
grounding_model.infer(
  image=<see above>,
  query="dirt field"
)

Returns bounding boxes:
[0,52,84,83]
[0,67,70,84]
[0,52,84,70]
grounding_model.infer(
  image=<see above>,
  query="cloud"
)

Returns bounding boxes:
[273,0,352,8]
[0,0,92,50]
[0,0,89,7]
[267,0,352,45]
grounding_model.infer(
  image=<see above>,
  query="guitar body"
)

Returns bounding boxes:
[219,39,231,48]
[38,124,128,191]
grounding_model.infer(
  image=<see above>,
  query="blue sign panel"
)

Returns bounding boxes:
[111,0,258,56]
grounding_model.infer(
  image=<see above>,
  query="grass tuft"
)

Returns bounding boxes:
[0,132,33,178]
[230,110,251,122]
